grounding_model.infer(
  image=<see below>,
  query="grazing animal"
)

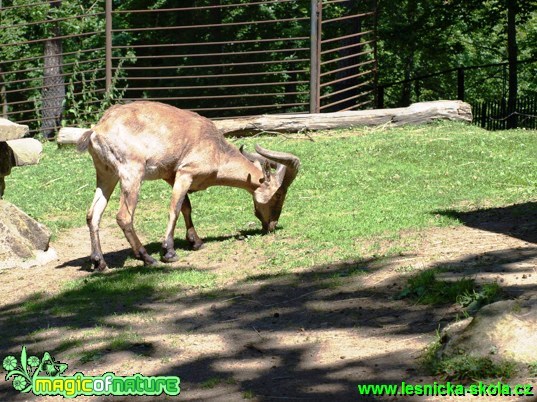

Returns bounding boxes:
[77,101,300,271]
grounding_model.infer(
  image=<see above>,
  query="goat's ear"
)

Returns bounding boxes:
[262,160,271,183]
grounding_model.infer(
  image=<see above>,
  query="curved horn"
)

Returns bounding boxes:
[240,145,277,168]
[254,144,300,188]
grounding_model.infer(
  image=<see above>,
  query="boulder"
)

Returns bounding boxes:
[439,299,537,366]
[0,143,16,199]
[6,138,43,166]
[0,200,56,269]
[0,118,28,141]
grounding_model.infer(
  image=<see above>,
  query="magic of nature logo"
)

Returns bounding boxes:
[3,346,180,398]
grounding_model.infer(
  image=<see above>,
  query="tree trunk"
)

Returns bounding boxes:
[400,53,414,107]
[41,1,65,140]
[507,0,518,129]
[400,0,417,107]
[0,67,7,119]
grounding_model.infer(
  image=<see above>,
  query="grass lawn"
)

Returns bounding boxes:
[5,121,537,275]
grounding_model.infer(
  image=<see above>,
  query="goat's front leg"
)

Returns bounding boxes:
[161,174,193,263]
[117,172,157,266]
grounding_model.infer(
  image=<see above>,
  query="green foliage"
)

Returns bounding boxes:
[422,330,517,381]
[0,0,109,133]
[529,362,537,376]
[396,270,476,305]
[456,282,504,314]
[62,55,130,127]
[397,270,503,309]
[377,0,537,106]
[433,354,517,381]
[3,0,534,128]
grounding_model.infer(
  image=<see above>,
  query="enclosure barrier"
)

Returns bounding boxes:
[377,58,537,130]
[0,0,377,137]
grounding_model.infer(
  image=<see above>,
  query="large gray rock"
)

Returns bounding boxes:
[0,200,56,269]
[440,299,537,365]
[0,118,28,141]
[6,138,43,166]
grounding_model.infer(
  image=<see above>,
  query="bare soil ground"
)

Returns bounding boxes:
[1,206,537,402]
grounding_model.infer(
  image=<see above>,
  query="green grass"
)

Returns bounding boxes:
[201,377,236,389]
[529,362,537,376]
[456,282,504,313]
[396,269,504,308]
[108,331,144,351]
[422,331,517,381]
[5,121,537,272]
[396,270,475,305]
[21,267,217,319]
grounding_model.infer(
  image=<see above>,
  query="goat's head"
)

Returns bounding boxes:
[241,145,300,233]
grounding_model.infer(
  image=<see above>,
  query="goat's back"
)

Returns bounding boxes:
[85,102,237,179]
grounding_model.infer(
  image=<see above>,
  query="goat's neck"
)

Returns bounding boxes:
[215,154,264,193]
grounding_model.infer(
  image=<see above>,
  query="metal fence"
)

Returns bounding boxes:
[473,96,537,131]
[377,58,537,130]
[0,0,377,137]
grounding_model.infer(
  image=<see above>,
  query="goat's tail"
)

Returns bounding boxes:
[76,130,93,153]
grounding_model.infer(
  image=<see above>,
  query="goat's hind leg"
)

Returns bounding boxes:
[181,194,204,251]
[161,174,193,263]
[87,171,118,271]
[116,171,157,266]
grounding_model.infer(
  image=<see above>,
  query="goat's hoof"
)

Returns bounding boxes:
[160,250,179,263]
[141,254,158,266]
[192,242,204,251]
[92,259,108,272]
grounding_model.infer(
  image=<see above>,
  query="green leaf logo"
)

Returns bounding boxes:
[41,352,68,377]
[27,356,40,368]
[2,356,17,371]
[12,376,28,391]
[2,346,67,394]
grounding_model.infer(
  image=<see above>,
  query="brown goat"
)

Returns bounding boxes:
[77,101,300,271]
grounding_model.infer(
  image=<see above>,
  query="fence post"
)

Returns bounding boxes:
[377,86,384,109]
[310,0,322,114]
[105,0,113,93]
[457,68,465,101]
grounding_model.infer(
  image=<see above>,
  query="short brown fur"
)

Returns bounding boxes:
[78,101,300,271]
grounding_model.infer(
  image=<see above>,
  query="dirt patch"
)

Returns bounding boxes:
[1,214,536,401]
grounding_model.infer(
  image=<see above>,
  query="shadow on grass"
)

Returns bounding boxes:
[144,228,267,255]
[60,228,268,271]
[436,201,537,244]
[1,243,536,401]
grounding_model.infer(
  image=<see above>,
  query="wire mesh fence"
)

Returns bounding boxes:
[0,0,377,137]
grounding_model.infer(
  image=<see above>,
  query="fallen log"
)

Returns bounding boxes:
[57,100,472,144]
[214,100,472,136]
[57,127,89,146]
